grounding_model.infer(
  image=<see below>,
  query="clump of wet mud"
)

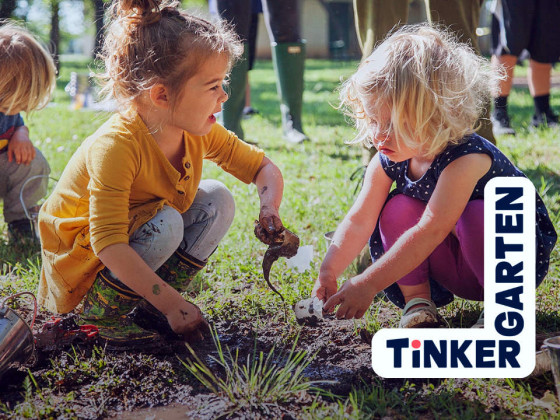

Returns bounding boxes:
[0,302,376,419]
[254,223,299,302]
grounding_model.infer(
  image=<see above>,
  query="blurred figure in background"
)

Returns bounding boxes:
[210,0,308,144]
[490,0,560,136]
[242,0,262,118]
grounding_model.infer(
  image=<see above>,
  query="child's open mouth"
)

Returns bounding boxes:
[208,114,216,123]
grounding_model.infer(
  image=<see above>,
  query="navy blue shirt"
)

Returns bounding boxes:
[369,133,557,287]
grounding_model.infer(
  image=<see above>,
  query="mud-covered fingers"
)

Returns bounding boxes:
[254,222,274,244]
[183,315,210,342]
[268,214,284,232]
[258,206,283,234]
[255,225,275,245]
[261,217,283,236]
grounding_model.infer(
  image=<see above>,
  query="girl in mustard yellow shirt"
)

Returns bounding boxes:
[38,0,287,349]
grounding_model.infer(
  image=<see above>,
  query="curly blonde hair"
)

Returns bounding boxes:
[0,21,56,114]
[340,24,502,158]
[97,0,243,112]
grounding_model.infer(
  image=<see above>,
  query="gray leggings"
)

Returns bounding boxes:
[129,179,235,271]
[0,148,50,223]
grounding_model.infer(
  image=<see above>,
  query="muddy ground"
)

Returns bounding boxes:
[0,296,558,419]
[0,297,381,419]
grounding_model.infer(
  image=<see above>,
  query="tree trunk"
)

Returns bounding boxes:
[49,0,60,72]
[0,0,17,20]
[92,0,105,58]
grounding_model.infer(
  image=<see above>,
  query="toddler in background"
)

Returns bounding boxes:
[0,22,55,245]
[313,25,556,328]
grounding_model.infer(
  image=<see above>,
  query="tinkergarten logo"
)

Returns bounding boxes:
[371,177,536,378]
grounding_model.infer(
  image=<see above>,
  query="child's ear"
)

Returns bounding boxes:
[149,83,170,109]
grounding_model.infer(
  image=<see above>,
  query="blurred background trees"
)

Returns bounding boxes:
[0,0,207,65]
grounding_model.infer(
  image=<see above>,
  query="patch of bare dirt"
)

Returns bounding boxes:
[0,301,377,419]
[2,295,559,419]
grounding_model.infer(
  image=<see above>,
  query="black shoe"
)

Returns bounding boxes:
[491,110,516,136]
[242,106,259,118]
[7,219,36,245]
[532,110,559,128]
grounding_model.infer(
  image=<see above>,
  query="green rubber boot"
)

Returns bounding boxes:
[271,41,309,144]
[80,268,164,350]
[131,248,207,336]
[221,43,249,139]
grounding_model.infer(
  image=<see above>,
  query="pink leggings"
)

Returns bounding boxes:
[379,194,484,301]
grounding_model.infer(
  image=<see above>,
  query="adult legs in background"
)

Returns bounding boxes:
[491,0,560,134]
[215,0,252,139]
[262,0,308,143]
[427,0,496,144]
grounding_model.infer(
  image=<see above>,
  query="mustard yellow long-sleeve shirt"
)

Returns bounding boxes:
[38,113,264,313]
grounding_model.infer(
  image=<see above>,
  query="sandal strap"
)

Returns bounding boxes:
[402,297,437,316]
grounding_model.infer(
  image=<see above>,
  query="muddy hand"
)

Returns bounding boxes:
[181,318,211,343]
[258,224,300,302]
[167,301,209,342]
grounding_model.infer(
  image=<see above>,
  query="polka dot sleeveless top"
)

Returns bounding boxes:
[369,134,557,286]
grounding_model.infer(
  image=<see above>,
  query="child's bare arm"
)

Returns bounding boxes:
[253,156,284,234]
[313,156,392,302]
[97,243,205,335]
[8,125,36,165]
[324,153,492,319]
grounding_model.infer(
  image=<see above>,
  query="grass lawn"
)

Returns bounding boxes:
[0,57,559,418]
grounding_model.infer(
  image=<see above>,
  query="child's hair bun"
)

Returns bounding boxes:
[115,0,178,25]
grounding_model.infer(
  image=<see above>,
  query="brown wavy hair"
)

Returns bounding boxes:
[97,0,242,112]
[0,21,56,114]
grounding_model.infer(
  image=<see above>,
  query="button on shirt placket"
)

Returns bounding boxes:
[184,162,191,182]
[177,161,191,197]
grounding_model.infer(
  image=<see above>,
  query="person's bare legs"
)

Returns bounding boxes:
[491,54,517,135]
[528,59,552,96]
[528,59,558,127]
[492,54,517,96]
[399,282,431,311]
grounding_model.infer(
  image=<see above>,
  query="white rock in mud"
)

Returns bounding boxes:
[294,296,323,325]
